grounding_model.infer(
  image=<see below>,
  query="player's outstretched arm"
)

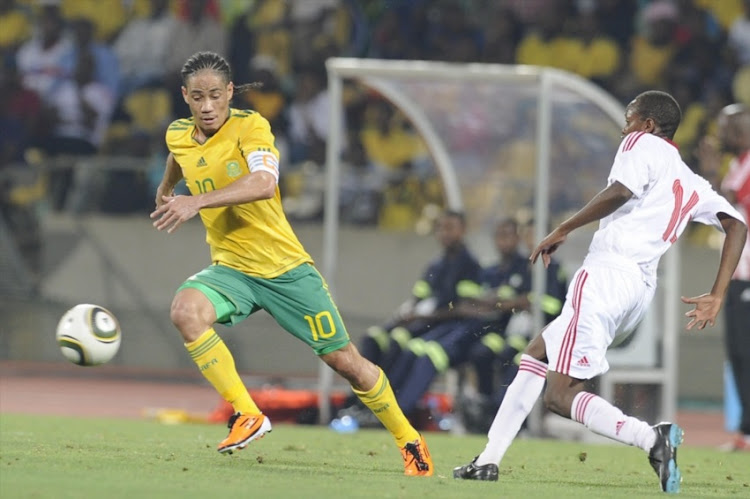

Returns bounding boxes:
[154,153,183,208]
[681,213,747,330]
[192,170,277,209]
[150,170,277,233]
[530,181,633,267]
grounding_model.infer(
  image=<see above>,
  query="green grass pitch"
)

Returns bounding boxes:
[0,414,748,498]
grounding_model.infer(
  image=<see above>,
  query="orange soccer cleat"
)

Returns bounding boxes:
[217,412,272,454]
[400,434,433,476]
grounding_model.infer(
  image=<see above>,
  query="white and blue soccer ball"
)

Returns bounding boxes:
[56,304,121,366]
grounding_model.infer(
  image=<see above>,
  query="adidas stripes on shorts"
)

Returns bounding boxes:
[542,254,655,380]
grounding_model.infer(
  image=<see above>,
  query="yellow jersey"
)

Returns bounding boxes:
[165,108,312,278]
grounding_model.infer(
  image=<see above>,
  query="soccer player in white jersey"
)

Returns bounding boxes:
[454,90,748,493]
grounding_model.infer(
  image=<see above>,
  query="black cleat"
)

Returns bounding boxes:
[453,456,499,481]
[648,423,684,493]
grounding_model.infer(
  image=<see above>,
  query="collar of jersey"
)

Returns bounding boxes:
[190,109,232,146]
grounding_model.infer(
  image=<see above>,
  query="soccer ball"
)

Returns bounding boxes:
[56,304,121,366]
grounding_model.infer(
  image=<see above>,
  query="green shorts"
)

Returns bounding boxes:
[177,263,350,355]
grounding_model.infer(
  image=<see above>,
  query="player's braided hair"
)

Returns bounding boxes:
[632,90,682,140]
[180,51,261,93]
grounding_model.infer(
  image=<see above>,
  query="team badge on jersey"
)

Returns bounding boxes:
[226,160,241,177]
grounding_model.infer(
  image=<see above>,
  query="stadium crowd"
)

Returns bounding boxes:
[1,0,749,223]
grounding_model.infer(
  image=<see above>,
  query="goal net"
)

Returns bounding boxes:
[321,58,680,429]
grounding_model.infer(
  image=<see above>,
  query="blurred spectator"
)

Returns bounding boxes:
[569,5,622,88]
[359,99,433,229]
[113,0,177,96]
[0,0,30,54]
[368,9,413,60]
[238,55,289,157]
[288,64,338,164]
[15,3,71,99]
[674,0,723,45]
[43,50,116,210]
[0,57,42,166]
[60,0,127,43]
[47,50,115,154]
[729,0,750,66]
[627,1,679,90]
[424,1,482,63]
[62,17,120,99]
[165,0,227,86]
[595,0,637,48]
[359,99,428,180]
[671,78,707,163]
[289,0,351,68]
[695,0,745,31]
[229,0,292,83]
[114,0,177,95]
[515,2,579,73]
[338,139,384,225]
[480,4,522,64]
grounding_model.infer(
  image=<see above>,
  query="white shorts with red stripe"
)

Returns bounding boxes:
[541,253,655,379]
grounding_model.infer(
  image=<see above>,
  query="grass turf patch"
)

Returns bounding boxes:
[0,414,747,498]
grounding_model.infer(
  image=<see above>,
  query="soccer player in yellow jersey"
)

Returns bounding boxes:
[149,51,433,476]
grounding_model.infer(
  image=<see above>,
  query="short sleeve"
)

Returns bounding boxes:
[239,112,281,181]
[692,185,746,230]
[608,132,651,198]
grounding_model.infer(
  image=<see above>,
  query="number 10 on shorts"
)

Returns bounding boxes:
[304,311,336,341]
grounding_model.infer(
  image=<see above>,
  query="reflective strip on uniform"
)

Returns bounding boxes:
[497,285,516,300]
[481,332,505,353]
[391,327,412,349]
[412,280,432,299]
[367,326,390,353]
[457,279,483,298]
[507,334,528,352]
[407,337,427,356]
[425,341,450,372]
[540,294,562,315]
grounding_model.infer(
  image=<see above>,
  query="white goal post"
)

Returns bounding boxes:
[320,57,680,428]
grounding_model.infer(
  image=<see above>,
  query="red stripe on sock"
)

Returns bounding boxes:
[575,392,596,423]
[521,355,547,370]
[519,362,547,378]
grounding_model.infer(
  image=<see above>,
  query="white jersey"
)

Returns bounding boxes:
[588,131,744,282]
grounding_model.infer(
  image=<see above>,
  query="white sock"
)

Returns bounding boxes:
[571,391,656,452]
[475,355,547,466]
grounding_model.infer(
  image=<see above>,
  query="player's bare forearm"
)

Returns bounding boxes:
[681,214,747,330]
[711,214,748,298]
[557,181,633,235]
[194,170,277,209]
[157,153,183,198]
